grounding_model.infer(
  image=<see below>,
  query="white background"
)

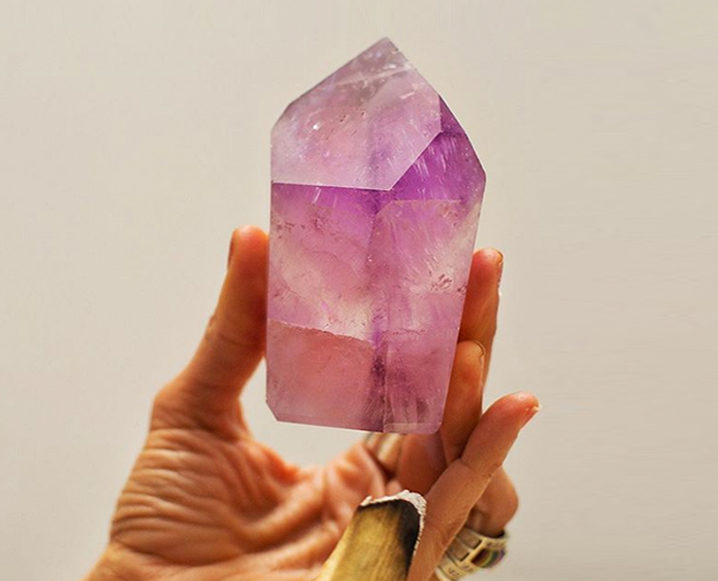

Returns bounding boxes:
[1,1,716,580]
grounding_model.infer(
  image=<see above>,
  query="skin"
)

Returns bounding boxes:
[83,226,539,581]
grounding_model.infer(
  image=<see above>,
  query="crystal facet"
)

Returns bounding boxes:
[267,38,485,433]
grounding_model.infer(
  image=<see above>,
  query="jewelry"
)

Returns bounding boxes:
[435,528,508,580]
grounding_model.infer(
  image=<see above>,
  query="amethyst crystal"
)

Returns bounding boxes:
[267,38,485,433]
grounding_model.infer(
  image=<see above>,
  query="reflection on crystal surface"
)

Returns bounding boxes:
[267,38,485,433]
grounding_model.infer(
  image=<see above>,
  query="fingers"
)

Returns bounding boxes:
[395,341,484,493]
[408,392,539,581]
[395,250,501,494]
[439,340,485,463]
[458,248,502,364]
[432,249,501,466]
[153,226,269,433]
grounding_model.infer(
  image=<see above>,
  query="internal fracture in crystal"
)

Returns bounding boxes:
[267,38,485,433]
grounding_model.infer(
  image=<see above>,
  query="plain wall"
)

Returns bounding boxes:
[1,1,716,580]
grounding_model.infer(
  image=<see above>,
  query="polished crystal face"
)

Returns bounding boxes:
[267,38,485,433]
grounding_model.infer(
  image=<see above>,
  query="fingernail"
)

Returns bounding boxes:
[521,403,541,428]
[495,250,504,286]
[227,229,238,269]
[471,339,486,363]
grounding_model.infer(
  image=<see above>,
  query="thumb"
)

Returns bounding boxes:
[154,226,268,432]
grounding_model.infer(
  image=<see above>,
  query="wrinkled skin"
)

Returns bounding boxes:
[84,227,538,581]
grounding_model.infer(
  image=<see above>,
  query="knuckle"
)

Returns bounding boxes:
[492,484,519,524]
[149,393,170,428]
[478,474,520,532]
[149,383,184,430]
[484,459,503,479]
[426,515,463,555]
[204,313,263,354]
[503,488,519,520]
[151,386,171,416]
[506,484,519,515]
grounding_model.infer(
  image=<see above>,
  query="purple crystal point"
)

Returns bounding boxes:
[267,38,485,433]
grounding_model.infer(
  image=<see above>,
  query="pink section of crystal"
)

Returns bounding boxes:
[266,320,380,430]
[267,39,485,433]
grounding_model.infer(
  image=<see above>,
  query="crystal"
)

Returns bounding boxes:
[267,38,485,433]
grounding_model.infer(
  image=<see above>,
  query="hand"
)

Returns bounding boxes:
[84,226,538,581]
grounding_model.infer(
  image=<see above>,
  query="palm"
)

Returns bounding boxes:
[110,411,463,579]
[89,228,536,581]
[111,424,389,580]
